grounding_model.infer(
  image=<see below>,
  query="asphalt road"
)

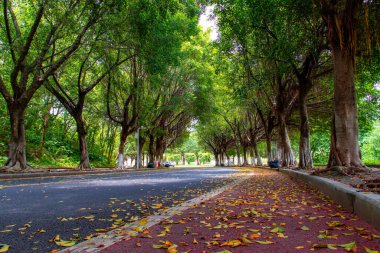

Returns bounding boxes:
[0,167,239,252]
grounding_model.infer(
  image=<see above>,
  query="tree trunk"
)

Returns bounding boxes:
[36,101,54,159]
[265,135,272,164]
[181,152,185,165]
[298,88,313,169]
[148,135,154,163]
[214,152,220,166]
[278,114,296,167]
[321,0,363,169]
[250,147,256,166]
[76,116,90,170]
[236,145,241,166]
[4,105,29,171]
[139,137,146,168]
[242,146,248,166]
[117,127,128,169]
[328,47,363,168]
[254,142,263,166]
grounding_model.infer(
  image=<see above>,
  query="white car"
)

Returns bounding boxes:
[163,161,175,167]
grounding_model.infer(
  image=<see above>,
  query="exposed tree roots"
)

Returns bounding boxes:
[76,163,91,171]
[311,165,370,176]
[0,162,37,173]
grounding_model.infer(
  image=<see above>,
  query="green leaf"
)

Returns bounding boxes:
[270,226,284,233]
[338,241,356,251]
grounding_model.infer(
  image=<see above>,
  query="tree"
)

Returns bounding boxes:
[107,56,140,168]
[0,0,106,171]
[185,153,196,164]
[319,0,378,169]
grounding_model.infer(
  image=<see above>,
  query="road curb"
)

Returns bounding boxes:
[0,166,193,180]
[0,169,134,180]
[57,173,254,253]
[280,168,380,231]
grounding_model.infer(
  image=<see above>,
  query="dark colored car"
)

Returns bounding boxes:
[269,160,280,168]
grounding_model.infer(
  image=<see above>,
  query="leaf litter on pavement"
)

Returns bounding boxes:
[0,174,236,252]
[98,168,380,253]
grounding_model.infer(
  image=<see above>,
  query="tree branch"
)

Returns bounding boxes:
[3,0,16,62]
[0,75,12,104]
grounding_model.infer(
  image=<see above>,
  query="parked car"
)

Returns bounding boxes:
[269,160,280,168]
[163,161,175,167]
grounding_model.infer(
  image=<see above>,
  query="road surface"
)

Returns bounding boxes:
[0,167,239,252]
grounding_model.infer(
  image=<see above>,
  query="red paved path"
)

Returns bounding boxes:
[101,169,380,253]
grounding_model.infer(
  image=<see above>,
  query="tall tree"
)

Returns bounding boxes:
[0,0,106,171]
[320,0,379,169]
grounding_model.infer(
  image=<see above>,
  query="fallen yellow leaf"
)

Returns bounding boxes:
[364,246,379,253]
[221,239,242,247]
[152,203,163,209]
[167,244,178,253]
[248,233,261,239]
[255,240,274,245]
[0,244,9,253]
[55,240,76,247]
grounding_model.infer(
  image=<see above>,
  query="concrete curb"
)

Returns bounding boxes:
[280,168,380,231]
[57,173,254,253]
[0,166,196,180]
[0,169,134,180]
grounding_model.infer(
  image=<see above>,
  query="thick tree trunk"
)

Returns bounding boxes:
[226,153,230,166]
[265,135,272,164]
[253,142,263,166]
[214,152,220,166]
[236,145,241,166]
[250,147,256,166]
[117,127,128,169]
[322,0,363,169]
[76,116,90,170]
[242,146,248,166]
[298,89,313,169]
[278,114,296,167]
[4,105,29,171]
[155,137,164,165]
[328,48,363,168]
[148,135,154,164]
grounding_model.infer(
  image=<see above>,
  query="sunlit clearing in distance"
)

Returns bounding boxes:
[199,5,219,41]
